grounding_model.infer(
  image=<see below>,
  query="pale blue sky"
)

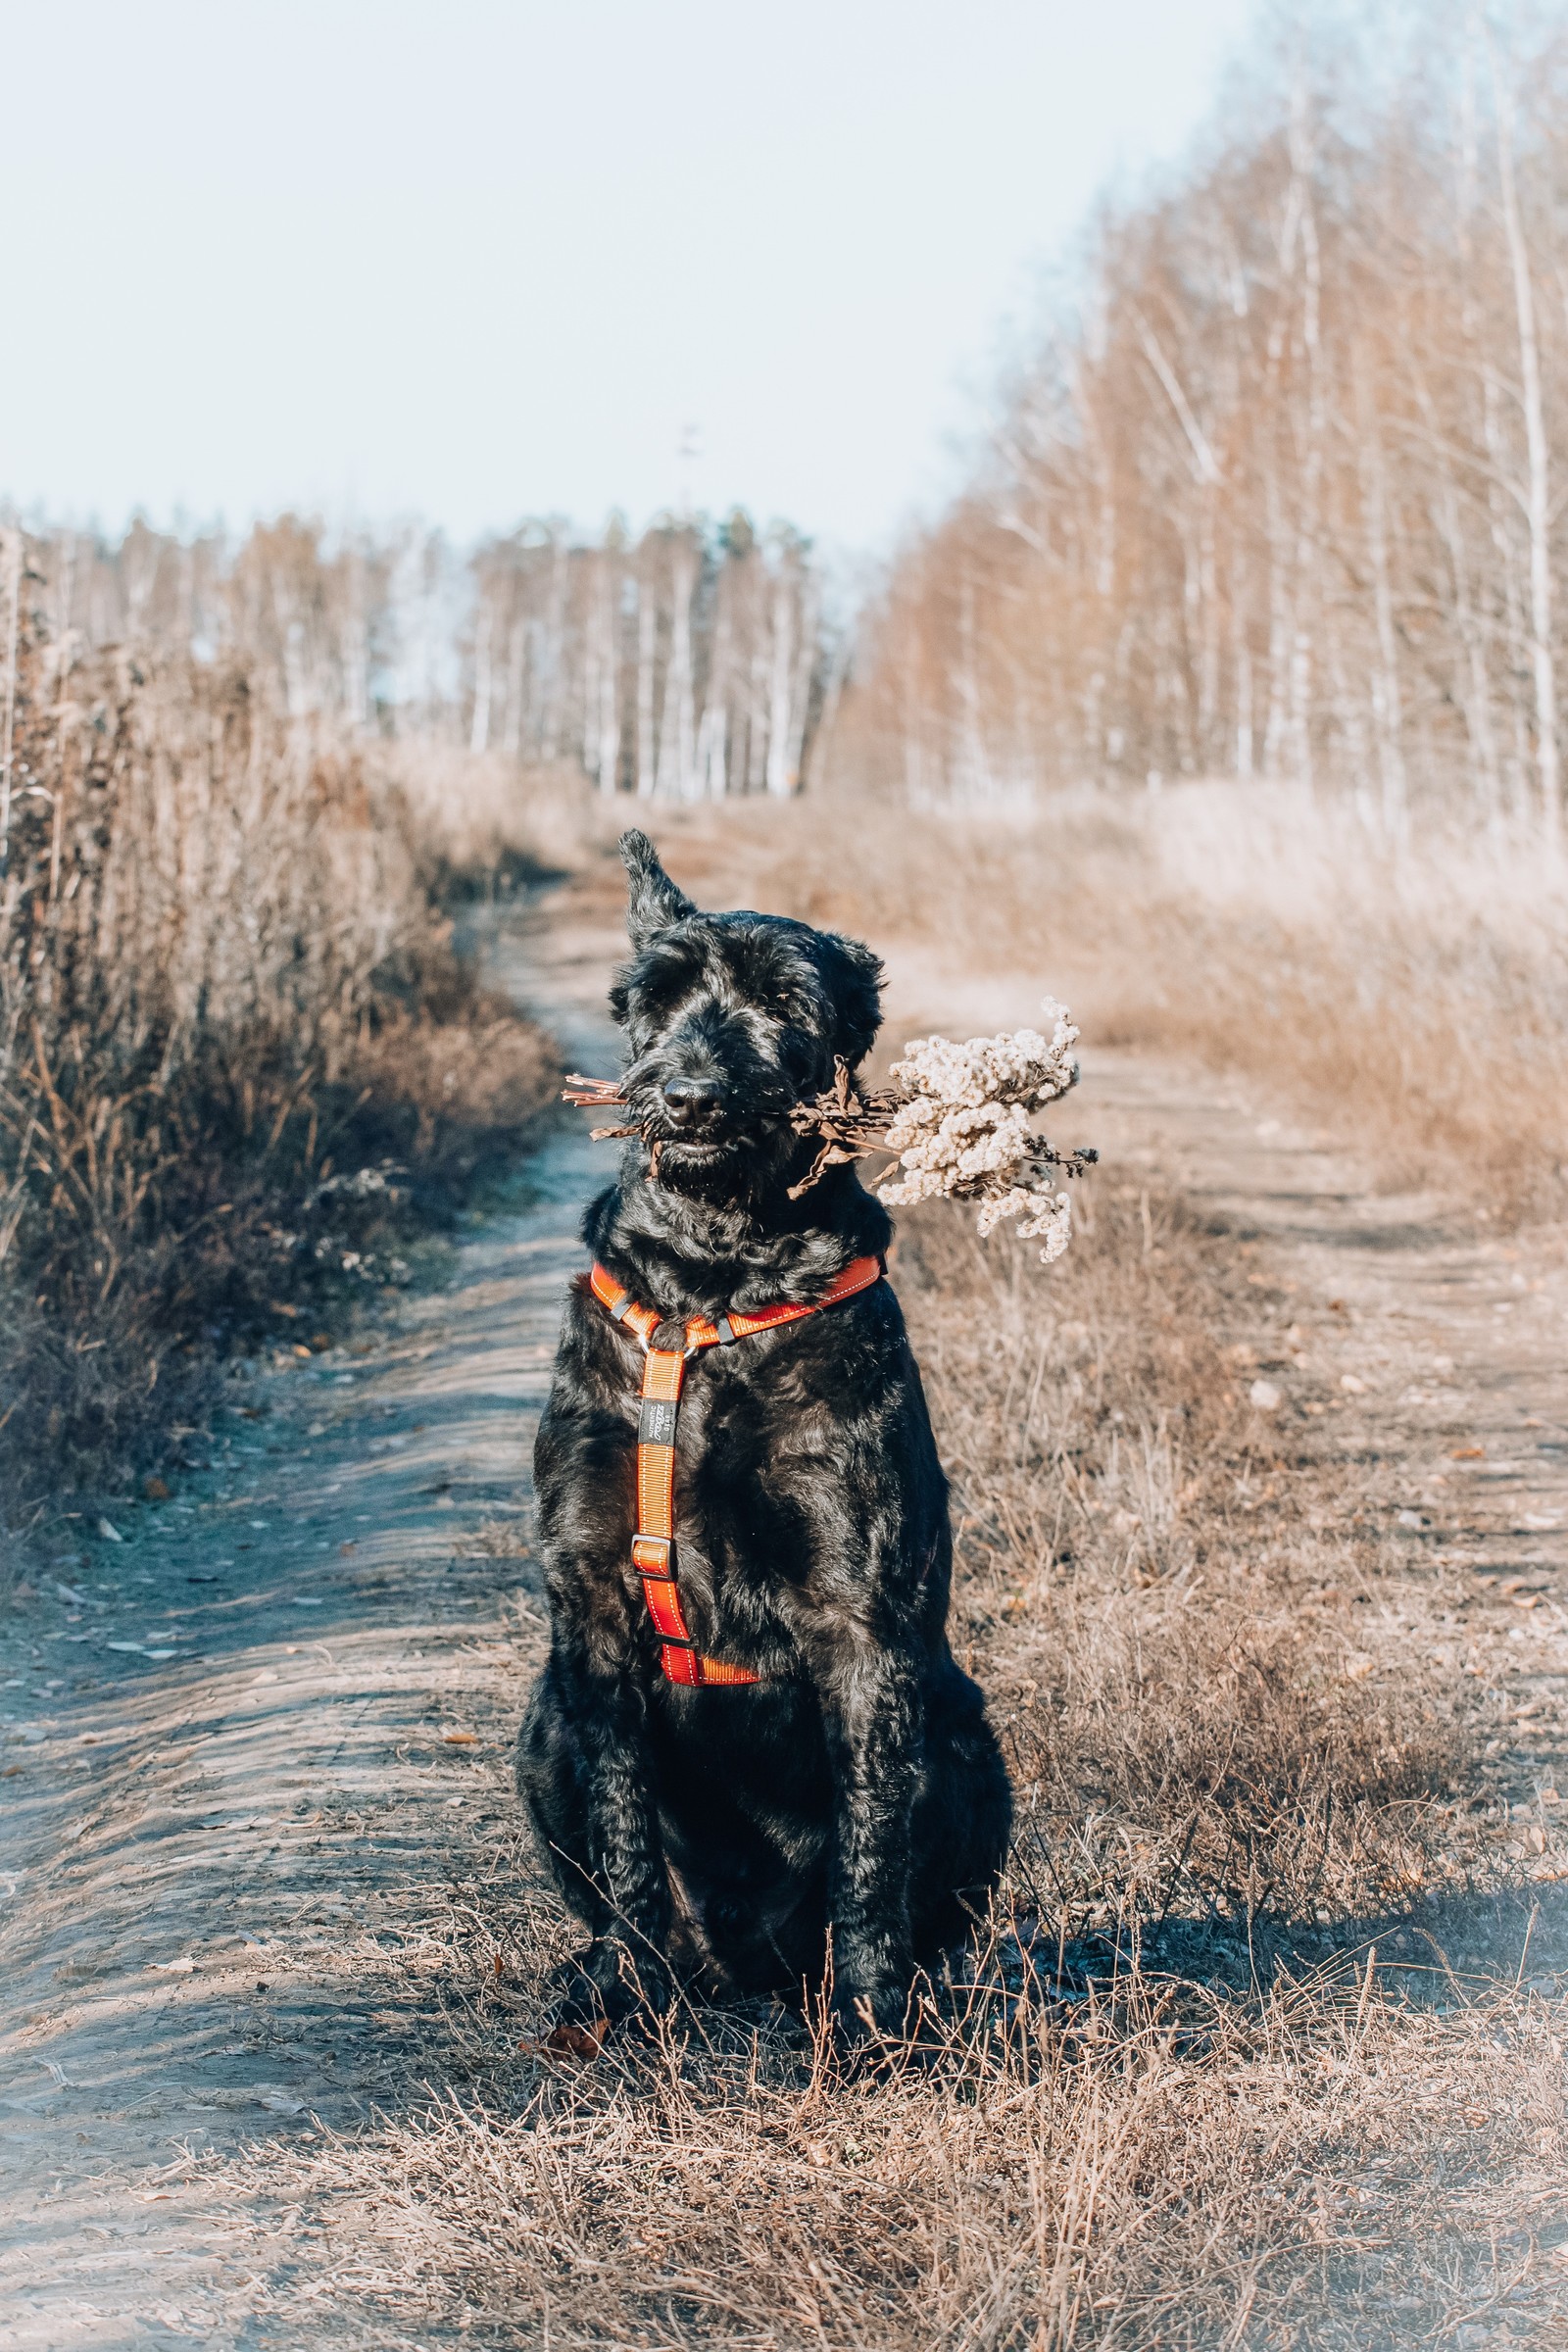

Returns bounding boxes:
[2,0,1258,553]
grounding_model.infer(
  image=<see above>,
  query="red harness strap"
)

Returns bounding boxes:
[587,1254,883,1689]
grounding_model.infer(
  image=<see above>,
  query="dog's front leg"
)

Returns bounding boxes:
[522,1641,675,2030]
[814,1639,924,2046]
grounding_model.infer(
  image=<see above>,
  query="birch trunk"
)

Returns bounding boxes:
[0,528,22,888]
[1232,519,1254,781]
[699,564,732,799]
[657,537,698,801]
[1288,82,1323,800]
[602,564,622,794]
[540,534,568,763]
[764,562,797,797]
[342,547,369,733]
[503,612,525,758]
[635,573,657,801]
[786,565,819,789]
[469,596,493,754]
[1491,31,1560,849]
[1354,357,1407,835]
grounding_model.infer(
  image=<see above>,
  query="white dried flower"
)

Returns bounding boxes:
[876,999,1086,1263]
[974,1186,1035,1238]
[878,1165,951,1207]
[1019,1189,1072,1260]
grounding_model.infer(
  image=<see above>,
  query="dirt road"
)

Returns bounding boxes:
[0,889,619,2349]
[2,873,1564,2348]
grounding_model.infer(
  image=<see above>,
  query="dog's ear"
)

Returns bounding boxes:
[619,829,695,946]
[825,933,884,1067]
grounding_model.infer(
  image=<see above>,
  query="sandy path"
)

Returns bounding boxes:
[1,872,1563,2347]
[0,888,622,2351]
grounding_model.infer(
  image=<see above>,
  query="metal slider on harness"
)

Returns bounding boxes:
[631,1534,674,1575]
[712,1312,738,1346]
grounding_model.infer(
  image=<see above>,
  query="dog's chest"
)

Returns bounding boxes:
[617,1353,824,1599]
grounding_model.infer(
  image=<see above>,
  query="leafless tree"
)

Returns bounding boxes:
[11,508,831,805]
[841,8,1568,849]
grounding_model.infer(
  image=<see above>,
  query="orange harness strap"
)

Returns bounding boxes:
[587,1254,883,1689]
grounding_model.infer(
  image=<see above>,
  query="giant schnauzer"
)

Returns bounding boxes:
[516,831,1010,2048]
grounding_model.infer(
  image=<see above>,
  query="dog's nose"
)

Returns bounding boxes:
[662,1075,723,1126]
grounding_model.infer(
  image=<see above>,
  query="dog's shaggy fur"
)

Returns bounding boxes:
[516,833,1010,2044]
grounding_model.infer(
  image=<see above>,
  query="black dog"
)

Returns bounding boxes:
[516,832,1010,2046]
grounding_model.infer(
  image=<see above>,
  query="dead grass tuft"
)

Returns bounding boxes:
[211,1862,1568,2349]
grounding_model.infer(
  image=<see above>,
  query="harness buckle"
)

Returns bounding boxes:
[632,1534,675,1576]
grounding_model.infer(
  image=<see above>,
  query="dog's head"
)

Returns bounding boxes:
[610,830,883,1197]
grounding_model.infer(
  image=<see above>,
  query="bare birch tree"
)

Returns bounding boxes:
[837,6,1568,851]
[6,503,830,805]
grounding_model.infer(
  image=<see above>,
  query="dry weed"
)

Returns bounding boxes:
[393,743,621,892]
[0,582,560,1518]
[212,1911,1568,2352]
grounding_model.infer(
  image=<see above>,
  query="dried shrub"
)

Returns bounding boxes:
[0,569,556,1514]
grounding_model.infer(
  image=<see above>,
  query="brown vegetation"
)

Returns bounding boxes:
[0,540,558,1521]
[653,787,1568,1222]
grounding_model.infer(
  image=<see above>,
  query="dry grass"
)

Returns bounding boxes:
[0,602,561,1522]
[203,1184,1568,2348]
[213,1936,1568,2351]
[36,776,1554,2339]
[910,1203,1476,1947]
[644,782,1568,1224]
[395,742,623,893]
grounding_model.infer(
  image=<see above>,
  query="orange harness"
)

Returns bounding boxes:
[587,1255,883,1688]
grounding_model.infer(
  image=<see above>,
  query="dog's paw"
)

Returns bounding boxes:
[539,1938,673,2053]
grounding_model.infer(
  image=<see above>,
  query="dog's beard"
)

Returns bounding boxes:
[623,1095,804,1202]
[657,1134,737,1179]
[651,1125,794,1200]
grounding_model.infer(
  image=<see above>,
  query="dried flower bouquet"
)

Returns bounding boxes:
[564,1000,1098,1263]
